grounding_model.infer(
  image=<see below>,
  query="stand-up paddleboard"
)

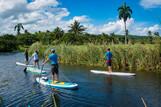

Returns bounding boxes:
[26,67,47,74]
[36,77,78,90]
[91,70,136,76]
[16,62,34,67]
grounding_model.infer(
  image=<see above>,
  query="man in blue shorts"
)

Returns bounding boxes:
[43,49,59,81]
[105,48,112,73]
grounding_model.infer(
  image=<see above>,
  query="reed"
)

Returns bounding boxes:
[29,43,161,72]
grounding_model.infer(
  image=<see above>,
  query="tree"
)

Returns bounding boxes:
[148,31,152,36]
[53,27,64,40]
[68,20,86,36]
[118,2,132,44]
[14,23,24,35]
[110,32,119,44]
[154,32,160,37]
[24,29,30,35]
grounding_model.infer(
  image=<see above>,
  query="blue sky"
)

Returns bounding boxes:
[59,0,161,25]
[0,0,160,35]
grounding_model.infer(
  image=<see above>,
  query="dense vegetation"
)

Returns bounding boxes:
[0,26,160,52]
[28,42,161,72]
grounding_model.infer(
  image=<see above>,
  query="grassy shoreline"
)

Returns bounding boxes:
[28,42,161,72]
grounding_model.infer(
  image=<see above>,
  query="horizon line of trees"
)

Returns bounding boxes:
[0,20,160,52]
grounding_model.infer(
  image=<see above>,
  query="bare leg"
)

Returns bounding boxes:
[108,66,112,73]
[33,61,36,67]
[54,74,59,81]
[37,62,40,69]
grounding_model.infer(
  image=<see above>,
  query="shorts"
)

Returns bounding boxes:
[106,60,112,66]
[34,59,39,63]
[51,64,59,75]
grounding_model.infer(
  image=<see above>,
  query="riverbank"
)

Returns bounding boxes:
[28,42,161,72]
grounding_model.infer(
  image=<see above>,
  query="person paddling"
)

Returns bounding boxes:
[24,48,29,72]
[24,48,29,64]
[105,48,112,73]
[42,49,59,82]
[31,50,40,69]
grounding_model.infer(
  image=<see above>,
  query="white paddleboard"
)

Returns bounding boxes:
[16,62,34,67]
[36,77,78,90]
[26,67,47,74]
[91,70,136,76]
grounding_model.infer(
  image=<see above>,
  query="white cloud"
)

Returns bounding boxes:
[0,0,26,13]
[0,0,160,36]
[0,0,70,34]
[140,0,161,8]
[84,18,161,36]
[71,16,90,23]
[27,0,59,10]
[85,18,134,34]
[133,24,161,35]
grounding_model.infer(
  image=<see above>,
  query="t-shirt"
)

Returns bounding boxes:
[48,53,58,64]
[32,52,39,61]
[105,51,112,60]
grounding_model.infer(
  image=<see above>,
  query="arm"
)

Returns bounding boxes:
[43,58,49,65]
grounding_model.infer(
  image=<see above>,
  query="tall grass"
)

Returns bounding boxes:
[29,42,161,72]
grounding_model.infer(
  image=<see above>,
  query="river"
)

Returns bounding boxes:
[0,53,161,107]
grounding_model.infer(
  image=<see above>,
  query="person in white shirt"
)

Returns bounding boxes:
[31,50,40,69]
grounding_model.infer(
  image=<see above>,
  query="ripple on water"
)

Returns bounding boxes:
[1,53,161,107]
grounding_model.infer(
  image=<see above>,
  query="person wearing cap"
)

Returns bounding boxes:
[43,48,59,82]
[105,48,112,73]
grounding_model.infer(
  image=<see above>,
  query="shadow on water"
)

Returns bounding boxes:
[0,96,3,107]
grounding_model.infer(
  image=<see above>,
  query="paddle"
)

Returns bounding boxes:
[24,58,32,72]
[39,64,44,82]
[39,48,48,82]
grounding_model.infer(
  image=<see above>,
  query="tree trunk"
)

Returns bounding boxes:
[124,21,128,68]
[124,21,127,44]
[17,29,20,35]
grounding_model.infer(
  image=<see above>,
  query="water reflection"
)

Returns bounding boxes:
[106,76,113,93]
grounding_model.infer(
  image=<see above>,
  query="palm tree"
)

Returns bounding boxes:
[148,31,152,36]
[14,23,24,35]
[154,32,160,36]
[68,20,86,36]
[118,2,132,44]
[53,27,64,40]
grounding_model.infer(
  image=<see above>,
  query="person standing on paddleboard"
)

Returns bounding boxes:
[24,48,29,72]
[42,48,59,82]
[24,48,29,64]
[31,50,40,69]
[105,48,112,73]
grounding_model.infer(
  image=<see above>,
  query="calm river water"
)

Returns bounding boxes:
[0,53,161,107]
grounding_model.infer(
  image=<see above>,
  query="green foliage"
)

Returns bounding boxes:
[17,34,39,46]
[30,44,161,72]
[0,34,18,52]
[28,42,46,58]
[68,20,86,35]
